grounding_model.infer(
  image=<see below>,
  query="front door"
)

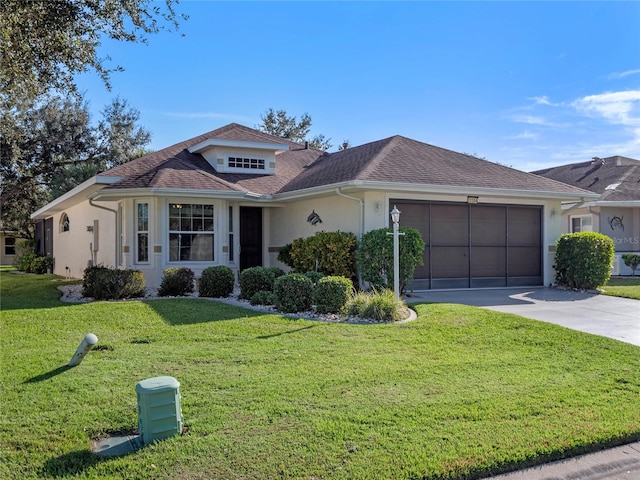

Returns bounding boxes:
[239,207,262,271]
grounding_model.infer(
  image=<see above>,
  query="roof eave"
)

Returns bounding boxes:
[30,175,122,221]
[275,180,599,202]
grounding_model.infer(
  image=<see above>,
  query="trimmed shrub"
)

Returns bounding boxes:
[199,266,235,298]
[274,273,313,313]
[266,267,286,280]
[313,276,353,314]
[250,290,277,306]
[346,289,405,322]
[13,239,35,270]
[17,252,37,272]
[288,231,358,280]
[30,256,54,274]
[357,227,425,294]
[622,253,640,276]
[304,271,325,285]
[276,243,293,268]
[158,267,195,297]
[555,232,615,289]
[239,267,276,300]
[82,265,145,300]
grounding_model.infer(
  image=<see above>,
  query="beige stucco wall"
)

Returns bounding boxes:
[0,232,24,266]
[50,199,119,280]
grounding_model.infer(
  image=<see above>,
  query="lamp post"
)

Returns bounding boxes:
[390,205,401,301]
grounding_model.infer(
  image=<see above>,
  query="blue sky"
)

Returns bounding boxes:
[75,1,640,172]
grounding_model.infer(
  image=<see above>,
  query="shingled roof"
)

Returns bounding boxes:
[533,156,640,202]
[95,123,593,197]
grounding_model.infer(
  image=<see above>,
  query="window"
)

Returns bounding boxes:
[571,215,593,233]
[228,206,234,262]
[59,213,70,233]
[137,202,149,262]
[228,156,265,170]
[4,237,15,256]
[169,203,214,261]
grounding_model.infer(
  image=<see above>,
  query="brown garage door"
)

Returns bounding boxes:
[394,201,542,290]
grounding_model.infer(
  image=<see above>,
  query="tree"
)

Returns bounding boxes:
[0,0,186,104]
[0,94,151,238]
[258,108,332,150]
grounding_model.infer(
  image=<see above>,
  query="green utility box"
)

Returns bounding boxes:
[135,376,183,445]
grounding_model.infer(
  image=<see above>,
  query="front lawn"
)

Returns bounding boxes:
[1,272,639,480]
[602,276,640,300]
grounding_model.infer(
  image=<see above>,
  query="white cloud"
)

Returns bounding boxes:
[509,114,569,128]
[607,69,640,80]
[572,90,640,127]
[505,130,539,140]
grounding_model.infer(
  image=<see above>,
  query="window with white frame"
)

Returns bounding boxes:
[136,202,149,263]
[169,203,214,261]
[228,156,265,170]
[571,215,593,233]
[228,206,234,262]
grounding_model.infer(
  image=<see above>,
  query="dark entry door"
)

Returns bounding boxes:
[240,207,262,271]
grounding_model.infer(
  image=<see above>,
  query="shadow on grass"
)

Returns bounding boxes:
[256,324,318,339]
[41,449,103,478]
[23,365,71,384]
[145,298,266,325]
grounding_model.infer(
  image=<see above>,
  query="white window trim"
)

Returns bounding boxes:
[570,214,593,233]
[135,201,150,264]
[167,202,216,263]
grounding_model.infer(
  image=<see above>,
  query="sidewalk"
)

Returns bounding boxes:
[486,442,640,480]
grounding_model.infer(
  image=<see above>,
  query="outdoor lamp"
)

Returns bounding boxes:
[390,205,401,225]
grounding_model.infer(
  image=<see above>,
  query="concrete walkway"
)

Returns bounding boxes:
[409,287,640,347]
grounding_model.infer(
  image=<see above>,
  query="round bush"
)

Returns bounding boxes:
[274,273,313,313]
[250,290,277,306]
[239,267,276,300]
[199,265,235,298]
[313,276,353,314]
[158,267,195,297]
[555,232,614,289]
[304,271,325,285]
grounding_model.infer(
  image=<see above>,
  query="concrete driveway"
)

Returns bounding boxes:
[409,288,640,347]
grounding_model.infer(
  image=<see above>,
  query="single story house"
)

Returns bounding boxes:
[533,156,640,276]
[0,230,22,266]
[31,123,597,290]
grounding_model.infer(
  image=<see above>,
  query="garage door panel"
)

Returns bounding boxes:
[432,205,468,245]
[471,206,506,245]
[471,246,506,277]
[432,246,469,278]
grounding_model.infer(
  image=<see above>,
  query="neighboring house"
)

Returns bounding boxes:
[534,156,640,276]
[31,123,596,290]
[0,231,21,266]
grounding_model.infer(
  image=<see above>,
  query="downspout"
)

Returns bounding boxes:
[335,187,364,288]
[89,198,119,268]
[335,188,364,238]
[588,206,600,231]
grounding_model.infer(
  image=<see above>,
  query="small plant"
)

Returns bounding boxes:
[199,266,235,298]
[82,265,145,300]
[158,267,195,297]
[313,276,353,314]
[621,253,640,276]
[13,239,35,271]
[346,289,406,322]
[274,273,313,313]
[250,290,277,306]
[555,232,615,289]
[239,267,276,300]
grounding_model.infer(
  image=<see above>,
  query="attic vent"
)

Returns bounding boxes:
[605,183,620,190]
[591,157,605,165]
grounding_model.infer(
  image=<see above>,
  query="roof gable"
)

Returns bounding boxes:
[533,156,640,201]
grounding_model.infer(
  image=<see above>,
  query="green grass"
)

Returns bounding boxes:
[1,272,639,480]
[602,276,640,300]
